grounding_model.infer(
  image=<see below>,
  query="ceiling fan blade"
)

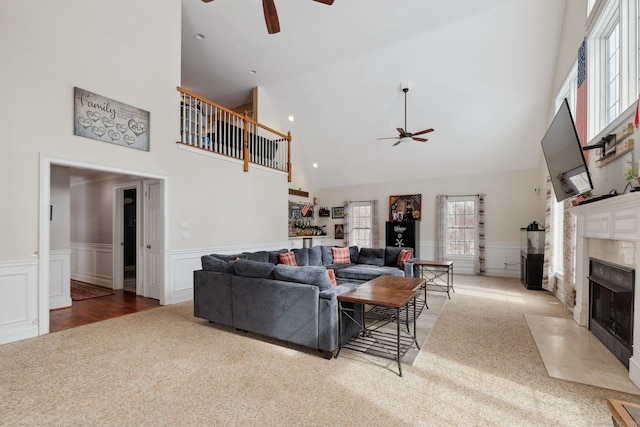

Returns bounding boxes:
[377,137,400,140]
[392,140,402,147]
[263,0,280,34]
[411,128,434,137]
[412,137,428,142]
[396,128,405,135]
[201,0,215,3]
[313,0,335,4]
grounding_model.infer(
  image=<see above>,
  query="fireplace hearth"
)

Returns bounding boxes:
[589,258,635,368]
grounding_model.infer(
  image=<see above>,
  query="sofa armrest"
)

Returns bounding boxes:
[403,257,420,277]
[319,283,358,300]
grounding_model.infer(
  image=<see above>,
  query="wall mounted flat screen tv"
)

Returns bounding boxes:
[541,98,593,202]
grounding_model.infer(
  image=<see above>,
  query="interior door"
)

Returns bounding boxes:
[144,179,163,301]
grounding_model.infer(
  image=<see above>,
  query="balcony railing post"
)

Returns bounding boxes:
[243,111,250,172]
[287,131,292,182]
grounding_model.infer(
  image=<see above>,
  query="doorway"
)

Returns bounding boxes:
[39,155,168,336]
[123,188,137,293]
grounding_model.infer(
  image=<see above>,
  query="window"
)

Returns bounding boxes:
[445,197,476,256]
[556,63,578,115]
[606,21,621,124]
[587,0,639,138]
[350,201,373,248]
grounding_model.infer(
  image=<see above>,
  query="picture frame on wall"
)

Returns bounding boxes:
[331,207,344,219]
[334,224,344,239]
[389,194,422,221]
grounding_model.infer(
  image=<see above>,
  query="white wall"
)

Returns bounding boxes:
[0,0,290,344]
[315,168,544,275]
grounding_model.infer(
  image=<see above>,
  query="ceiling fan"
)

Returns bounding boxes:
[377,87,434,147]
[201,0,335,35]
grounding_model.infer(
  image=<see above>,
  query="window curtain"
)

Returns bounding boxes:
[343,201,351,247]
[371,200,379,247]
[475,194,486,274]
[435,195,448,261]
[542,176,554,291]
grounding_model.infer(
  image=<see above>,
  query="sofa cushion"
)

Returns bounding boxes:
[279,252,297,266]
[320,245,333,265]
[332,247,351,264]
[201,255,235,273]
[398,249,413,269]
[209,253,246,262]
[273,264,333,291]
[334,265,404,281]
[308,246,323,266]
[292,248,309,266]
[357,247,385,267]
[269,249,288,265]
[327,268,337,287]
[244,251,269,263]
[349,246,360,264]
[384,246,403,266]
[234,259,276,278]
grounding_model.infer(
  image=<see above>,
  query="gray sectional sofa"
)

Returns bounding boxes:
[193,245,416,358]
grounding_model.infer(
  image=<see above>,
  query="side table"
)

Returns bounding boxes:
[414,260,454,305]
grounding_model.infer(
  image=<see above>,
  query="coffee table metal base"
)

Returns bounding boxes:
[338,303,418,376]
[336,279,425,376]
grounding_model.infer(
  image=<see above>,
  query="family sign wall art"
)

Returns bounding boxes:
[74,87,150,151]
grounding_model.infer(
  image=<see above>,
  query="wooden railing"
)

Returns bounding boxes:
[177,87,291,181]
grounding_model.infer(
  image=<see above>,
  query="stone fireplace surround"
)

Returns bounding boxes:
[572,192,640,387]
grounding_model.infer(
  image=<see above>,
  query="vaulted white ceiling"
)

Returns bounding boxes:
[181,0,570,189]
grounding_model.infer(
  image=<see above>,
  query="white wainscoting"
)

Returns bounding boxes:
[0,260,38,345]
[387,240,520,278]
[167,242,291,305]
[50,250,71,309]
[70,243,113,288]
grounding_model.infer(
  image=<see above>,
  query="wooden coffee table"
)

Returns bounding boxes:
[336,275,426,376]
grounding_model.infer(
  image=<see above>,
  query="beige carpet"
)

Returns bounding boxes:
[2,275,640,426]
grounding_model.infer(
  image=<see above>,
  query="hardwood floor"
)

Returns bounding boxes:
[49,289,160,333]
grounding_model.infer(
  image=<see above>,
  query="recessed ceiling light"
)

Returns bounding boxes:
[288,115,294,122]
[312,163,318,168]
[195,33,205,40]
[249,69,257,75]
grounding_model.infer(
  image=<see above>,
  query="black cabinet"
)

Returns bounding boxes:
[521,252,544,290]
[520,226,544,290]
[385,221,419,258]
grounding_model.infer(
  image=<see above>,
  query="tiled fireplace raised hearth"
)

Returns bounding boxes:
[572,193,640,387]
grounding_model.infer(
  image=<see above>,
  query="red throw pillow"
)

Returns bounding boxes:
[278,252,297,266]
[397,249,412,269]
[332,247,351,264]
[327,268,337,287]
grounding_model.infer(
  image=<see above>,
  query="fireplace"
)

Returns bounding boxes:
[571,193,640,386]
[589,258,634,368]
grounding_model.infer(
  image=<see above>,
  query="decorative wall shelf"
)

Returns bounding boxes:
[594,122,635,168]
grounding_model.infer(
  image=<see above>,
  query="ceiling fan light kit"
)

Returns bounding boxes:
[377,84,434,147]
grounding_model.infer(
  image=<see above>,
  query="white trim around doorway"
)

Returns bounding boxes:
[39,154,169,336]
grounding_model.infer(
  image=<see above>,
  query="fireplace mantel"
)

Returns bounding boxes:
[570,191,640,386]
[571,192,640,240]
